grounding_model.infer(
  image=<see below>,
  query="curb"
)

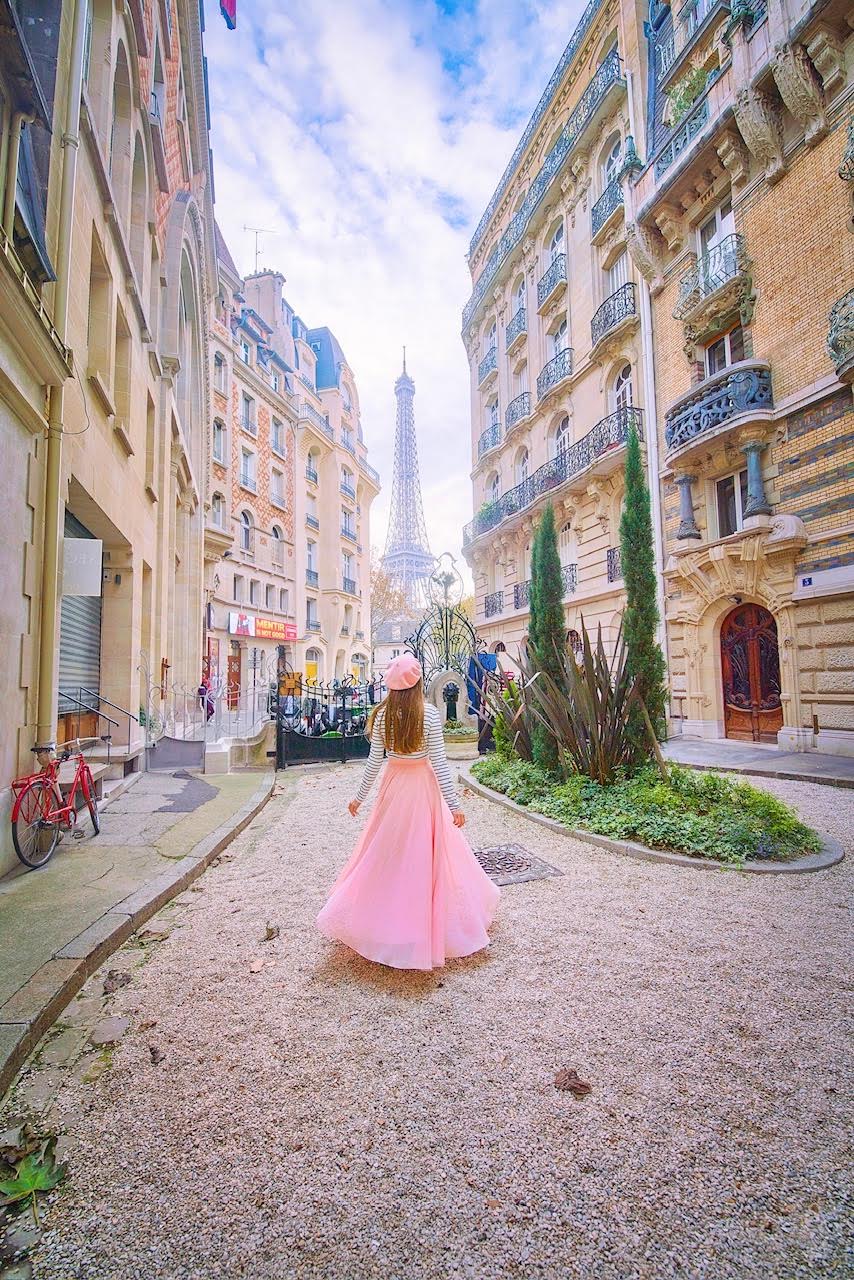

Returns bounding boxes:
[661,754,854,791]
[0,772,276,1101]
[459,766,845,878]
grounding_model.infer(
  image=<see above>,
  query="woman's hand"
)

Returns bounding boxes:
[348,799,361,818]
[452,810,466,828]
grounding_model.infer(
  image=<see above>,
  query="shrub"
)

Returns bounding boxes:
[471,757,821,865]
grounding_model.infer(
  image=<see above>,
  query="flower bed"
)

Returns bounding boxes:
[443,719,478,740]
[471,757,822,866]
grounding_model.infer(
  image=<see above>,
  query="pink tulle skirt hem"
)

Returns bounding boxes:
[317,757,500,971]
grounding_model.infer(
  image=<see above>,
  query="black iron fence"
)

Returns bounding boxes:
[275,677,379,767]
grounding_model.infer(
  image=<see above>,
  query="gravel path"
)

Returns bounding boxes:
[16,767,854,1279]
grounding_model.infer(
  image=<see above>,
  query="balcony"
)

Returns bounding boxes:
[591,179,623,240]
[239,472,256,493]
[664,361,773,458]
[607,547,622,583]
[462,47,624,330]
[514,579,531,611]
[536,348,573,400]
[827,288,854,384]
[654,97,709,180]
[484,590,504,618]
[300,401,334,439]
[355,630,365,640]
[464,405,643,545]
[305,464,318,484]
[505,391,531,431]
[591,283,637,348]
[478,346,498,386]
[306,514,320,530]
[561,563,578,595]
[306,569,319,588]
[673,235,751,333]
[537,254,567,312]
[342,576,358,595]
[341,524,357,542]
[506,306,527,354]
[477,420,501,460]
[341,625,351,636]
[359,457,380,486]
[306,618,321,632]
[240,415,257,437]
[340,481,356,500]
[0,224,71,384]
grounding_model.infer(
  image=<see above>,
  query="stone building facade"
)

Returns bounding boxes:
[1,0,216,873]
[462,0,854,755]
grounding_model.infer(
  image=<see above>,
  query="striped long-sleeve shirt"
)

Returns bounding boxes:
[354,702,460,812]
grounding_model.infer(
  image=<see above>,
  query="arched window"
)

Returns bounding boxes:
[488,472,500,503]
[516,448,529,486]
[553,415,571,458]
[109,45,132,216]
[612,364,633,412]
[211,493,225,528]
[129,136,147,284]
[559,521,575,565]
[567,629,583,657]
[551,317,569,358]
[514,278,525,316]
[486,320,497,352]
[240,510,254,553]
[212,418,225,463]
[602,136,622,189]
[548,221,564,265]
[271,524,284,568]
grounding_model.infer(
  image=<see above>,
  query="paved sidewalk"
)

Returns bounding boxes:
[0,768,276,1096]
[663,737,854,787]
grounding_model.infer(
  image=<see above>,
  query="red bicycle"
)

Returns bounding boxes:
[11,739,101,869]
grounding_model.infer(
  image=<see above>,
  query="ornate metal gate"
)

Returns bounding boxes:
[275,675,374,767]
[404,554,487,687]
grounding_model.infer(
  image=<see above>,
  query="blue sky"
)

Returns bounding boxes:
[202,0,584,584]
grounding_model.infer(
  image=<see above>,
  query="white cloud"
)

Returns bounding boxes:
[202,0,584,588]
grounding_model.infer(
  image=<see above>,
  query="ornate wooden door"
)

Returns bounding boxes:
[227,649,241,710]
[720,604,783,742]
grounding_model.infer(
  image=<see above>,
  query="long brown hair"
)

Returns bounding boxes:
[368,681,424,754]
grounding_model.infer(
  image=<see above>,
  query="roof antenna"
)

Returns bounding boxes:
[403,345,408,374]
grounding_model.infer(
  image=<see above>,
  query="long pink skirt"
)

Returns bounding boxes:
[317,756,500,971]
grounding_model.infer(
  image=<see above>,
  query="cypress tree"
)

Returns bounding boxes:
[528,503,565,774]
[619,425,667,762]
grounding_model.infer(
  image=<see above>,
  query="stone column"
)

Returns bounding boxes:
[742,441,772,516]
[675,474,701,539]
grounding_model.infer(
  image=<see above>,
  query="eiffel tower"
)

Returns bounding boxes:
[382,351,435,610]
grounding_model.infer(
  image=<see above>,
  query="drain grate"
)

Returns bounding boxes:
[473,843,564,886]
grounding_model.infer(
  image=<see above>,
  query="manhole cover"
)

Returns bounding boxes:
[473,843,563,886]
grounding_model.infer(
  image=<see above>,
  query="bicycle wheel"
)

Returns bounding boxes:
[82,766,100,836]
[12,779,60,869]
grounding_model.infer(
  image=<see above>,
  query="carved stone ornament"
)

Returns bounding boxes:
[654,204,685,255]
[716,129,750,188]
[624,221,665,294]
[771,42,827,146]
[805,24,847,97]
[733,85,786,184]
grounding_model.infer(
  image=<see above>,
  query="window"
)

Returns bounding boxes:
[551,318,568,358]
[307,540,316,570]
[608,251,629,295]
[241,393,256,434]
[516,448,529,486]
[212,419,225,463]
[306,599,318,626]
[271,468,285,508]
[214,352,226,392]
[341,467,355,495]
[391,648,400,659]
[342,507,355,537]
[602,137,622,189]
[559,521,575,565]
[307,494,318,522]
[486,398,499,431]
[240,339,251,365]
[698,199,736,295]
[548,221,564,264]
[514,279,525,314]
[554,415,571,457]
[705,326,745,377]
[279,588,289,613]
[249,579,259,605]
[715,470,749,538]
[271,417,285,455]
[612,364,633,412]
[266,584,275,610]
[271,525,284,567]
[211,493,225,528]
[342,427,354,450]
[240,449,256,491]
[343,551,354,578]
[272,372,280,393]
[487,473,500,503]
[233,574,244,602]
[486,320,497,352]
[240,510,254,554]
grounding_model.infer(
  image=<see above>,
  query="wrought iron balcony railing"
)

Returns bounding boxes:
[591,178,623,236]
[306,514,319,530]
[484,590,504,618]
[342,576,358,595]
[306,618,321,631]
[591,282,637,346]
[464,405,643,545]
[536,348,573,399]
[477,420,501,459]
[463,47,623,329]
[478,346,498,384]
[506,306,527,348]
[537,254,567,308]
[359,457,380,485]
[514,579,531,611]
[674,234,749,319]
[664,362,773,452]
[306,569,319,587]
[607,547,622,582]
[340,481,356,500]
[355,630,365,640]
[341,525,358,541]
[827,288,854,381]
[505,391,531,429]
[654,98,709,179]
[239,472,256,492]
[305,465,318,483]
[561,563,578,595]
[301,401,334,438]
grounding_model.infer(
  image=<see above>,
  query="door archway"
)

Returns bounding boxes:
[720,603,783,742]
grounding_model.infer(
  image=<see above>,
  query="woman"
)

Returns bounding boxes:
[317,653,499,971]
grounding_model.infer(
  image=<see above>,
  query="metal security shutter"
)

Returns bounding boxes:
[58,512,102,705]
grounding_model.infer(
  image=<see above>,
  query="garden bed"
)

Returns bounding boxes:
[467,756,840,873]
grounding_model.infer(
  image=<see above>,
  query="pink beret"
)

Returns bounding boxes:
[385,654,422,690]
